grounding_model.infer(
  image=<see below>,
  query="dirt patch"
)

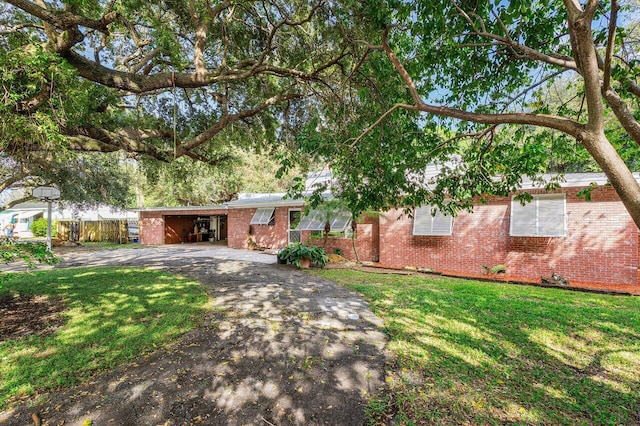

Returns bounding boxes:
[0,294,66,341]
[0,247,388,426]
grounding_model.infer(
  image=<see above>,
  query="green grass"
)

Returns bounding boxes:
[311,270,640,425]
[0,267,208,409]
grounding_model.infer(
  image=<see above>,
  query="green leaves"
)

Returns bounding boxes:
[278,243,329,268]
[0,240,60,288]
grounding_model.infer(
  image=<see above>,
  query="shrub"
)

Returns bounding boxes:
[30,218,57,237]
[278,243,329,269]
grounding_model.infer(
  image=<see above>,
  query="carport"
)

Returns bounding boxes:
[136,206,228,245]
[164,214,227,243]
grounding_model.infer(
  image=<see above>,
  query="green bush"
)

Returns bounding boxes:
[278,243,329,268]
[30,218,56,237]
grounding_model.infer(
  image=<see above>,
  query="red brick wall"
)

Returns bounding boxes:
[228,207,295,250]
[379,187,639,291]
[306,215,378,262]
[139,212,164,245]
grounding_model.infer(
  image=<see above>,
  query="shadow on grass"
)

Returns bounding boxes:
[0,267,207,408]
[316,270,640,425]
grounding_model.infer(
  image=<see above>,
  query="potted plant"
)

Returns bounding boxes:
[278,243,329,269]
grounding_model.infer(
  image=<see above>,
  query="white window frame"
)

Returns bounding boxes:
[250,207,275,225]
[412,206,454,236]
[510,193,566,237]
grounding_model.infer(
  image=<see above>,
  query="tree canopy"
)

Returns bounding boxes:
[4,0,640,227]
[294,0,640,227]
[0,0,369,207]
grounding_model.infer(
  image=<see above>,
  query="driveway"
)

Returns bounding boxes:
[1,245,388,425]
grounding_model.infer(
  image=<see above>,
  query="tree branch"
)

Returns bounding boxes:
[0,22,43,34]
[381,25,423,106]
[1,194,35,211]
[349,104,417,148]
[603,87,640,144]
[379,28,583,137]
[15,85,51,114]
[463,30,578,71]
[603,0,619,91]
[177,92,304,155]
[0,171,29,193]
[6,0,118,34]
[563,0,605,132]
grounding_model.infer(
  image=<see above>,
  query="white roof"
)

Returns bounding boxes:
[15,210,41,219]
[226,192,327,209]
[133,171,632,213]
[519,173,617,189]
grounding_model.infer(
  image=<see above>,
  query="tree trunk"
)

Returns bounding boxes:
[581,131,640,229]
[351,220,359,263]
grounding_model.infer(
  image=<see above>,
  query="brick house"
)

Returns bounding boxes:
[137,173,640,294]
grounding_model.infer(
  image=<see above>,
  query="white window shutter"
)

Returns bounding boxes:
[510,199,536,236]
[537,194,566,236]
[250,207,275,225]
[431,210,454,235]
[510,194,566,237]
[413,206,453,236]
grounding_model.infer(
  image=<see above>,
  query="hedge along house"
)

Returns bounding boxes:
[136,172,640,294]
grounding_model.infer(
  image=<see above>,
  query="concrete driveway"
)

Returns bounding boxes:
[0,244,277,273]
[1,244,387,426]
[58,244,278,268]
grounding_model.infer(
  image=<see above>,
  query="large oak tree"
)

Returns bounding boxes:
[0,0,365,206]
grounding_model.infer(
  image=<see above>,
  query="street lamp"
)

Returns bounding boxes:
[32,186,61,251]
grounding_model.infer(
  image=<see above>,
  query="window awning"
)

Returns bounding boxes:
[296,209,352,232]
[296,210,326,231]
[15,211,41,219]
[412,206,453,236]
[250,207,275,225]
[328,211,352,232]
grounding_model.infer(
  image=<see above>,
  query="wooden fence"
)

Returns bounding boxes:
[57,220,133,244]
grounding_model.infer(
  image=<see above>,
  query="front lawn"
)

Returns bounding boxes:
[0,267,208,409]
[312,270,640,425]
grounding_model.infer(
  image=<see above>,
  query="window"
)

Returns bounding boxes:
[250,207,275,225]
[296,210,326,231]
[328,211,352,232]
[296,209,352,232]
[412,206,453,236]
[510,194,566,237]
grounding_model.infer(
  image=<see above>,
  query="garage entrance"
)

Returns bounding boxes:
[164,215,228,244]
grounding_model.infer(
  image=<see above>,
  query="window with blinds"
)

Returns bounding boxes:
[412,206,454,236]
[510,193,566,237]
